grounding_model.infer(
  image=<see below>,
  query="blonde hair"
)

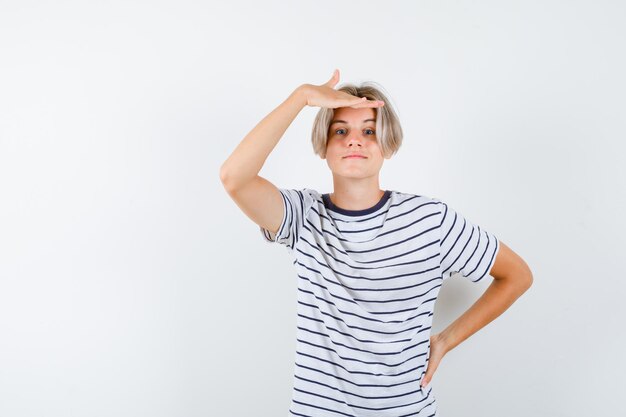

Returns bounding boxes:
[311,81,403,159]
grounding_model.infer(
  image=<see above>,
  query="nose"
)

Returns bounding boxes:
[347,133,363,147]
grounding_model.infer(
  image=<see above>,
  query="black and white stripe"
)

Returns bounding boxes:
[260,188,500,416]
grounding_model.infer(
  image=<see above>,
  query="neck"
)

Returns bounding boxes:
[329,178,385,211]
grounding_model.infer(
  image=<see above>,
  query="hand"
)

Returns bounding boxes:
[300,69,385,109]
[421,332,449,389]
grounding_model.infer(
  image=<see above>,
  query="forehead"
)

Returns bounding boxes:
[331,106,376,122]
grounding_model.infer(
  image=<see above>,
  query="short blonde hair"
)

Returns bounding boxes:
[311,81,403,159]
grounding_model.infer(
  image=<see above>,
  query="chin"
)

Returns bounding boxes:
[337,171,373,180]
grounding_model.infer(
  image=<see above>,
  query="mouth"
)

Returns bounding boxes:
[343,155,367,159]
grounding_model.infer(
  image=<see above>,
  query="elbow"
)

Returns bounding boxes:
[522,262,534,289]
[520,273,533,294]
[511,257,533,291]
[219,167,228,184]
[219,164,236,192]
[511,261,533,292]
[219,165,251,195]
[496,264,533,293]
[517,268,533,294]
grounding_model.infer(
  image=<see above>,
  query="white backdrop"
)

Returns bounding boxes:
[1,1,624,416]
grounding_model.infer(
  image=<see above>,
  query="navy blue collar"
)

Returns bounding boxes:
[322,190,391,216]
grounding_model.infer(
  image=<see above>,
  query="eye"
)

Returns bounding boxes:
[334,128,376,136]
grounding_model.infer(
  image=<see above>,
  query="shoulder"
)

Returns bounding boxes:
[389,190,442,210]
[301,187,321,199]
[279,187,319,199]
[279,187,320,214]
[297,188,321,204]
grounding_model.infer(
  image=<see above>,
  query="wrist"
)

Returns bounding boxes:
[436,330,455,353]
[292,84,310,107]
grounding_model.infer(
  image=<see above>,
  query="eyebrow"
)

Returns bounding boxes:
[329,118,376,126]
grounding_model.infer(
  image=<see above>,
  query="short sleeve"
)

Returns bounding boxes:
[438,200,500,283]
[259,188,316,250]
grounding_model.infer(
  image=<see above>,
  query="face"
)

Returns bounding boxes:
[323,106,389,180]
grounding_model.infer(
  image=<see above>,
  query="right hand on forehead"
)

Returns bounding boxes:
[301,69,385,109]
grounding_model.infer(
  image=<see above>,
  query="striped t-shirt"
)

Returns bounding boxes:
[260,188,500,417]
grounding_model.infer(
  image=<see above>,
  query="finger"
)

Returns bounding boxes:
[361,101,385,108]
[339,95,361,104]
[421,367,430,386]
[350,99,385,109]
[324,69,339,88]
[331,68,340,86]
[421,362,438,387]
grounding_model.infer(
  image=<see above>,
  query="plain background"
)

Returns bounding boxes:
[1,1,624,416]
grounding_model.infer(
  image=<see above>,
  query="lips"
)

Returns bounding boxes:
[343,154,367,159]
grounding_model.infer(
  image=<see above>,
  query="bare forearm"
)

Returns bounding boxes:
[439,276,532,353]
[219,85,308,190]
